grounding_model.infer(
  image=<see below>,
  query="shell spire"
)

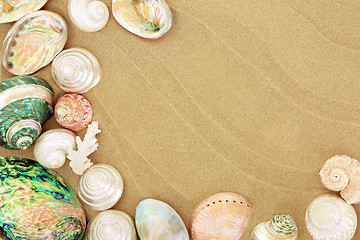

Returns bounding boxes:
[0,76,54,150]
[320,155,360,204]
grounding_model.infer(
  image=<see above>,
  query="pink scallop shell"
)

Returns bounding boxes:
[54,94,93,132]
[190,192,252,240]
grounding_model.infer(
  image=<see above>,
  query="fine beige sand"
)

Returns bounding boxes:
[1,1,360,239]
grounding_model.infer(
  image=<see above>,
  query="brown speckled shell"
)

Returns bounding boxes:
[55,94,93,132]
[190,192,252,240]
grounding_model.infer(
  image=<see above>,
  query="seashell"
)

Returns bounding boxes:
[112,0,172,39]
[0,157,86,239]
[55,93,93,132]
[319,155,360,204]
[84,210,137,240]
[190,192,252,240]
[135,199,189,240]
[1,10,67,76]
[78,163,124,211]
[34,129,76,169]
[0,0,48,23]
[0,76,54,150]
[68,0,109,32]
[305,194,357,240]
[52,47,101,93]
[252,214,298,240]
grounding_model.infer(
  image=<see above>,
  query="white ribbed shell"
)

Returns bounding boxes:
[78,163,123,211]
[34,129,76,169]
[52,48,101,93]
[84,210,137,240]
[305,194,357,240]
[68,0,109,32]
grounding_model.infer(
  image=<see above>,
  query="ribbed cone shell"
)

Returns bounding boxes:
[190,192,252,240]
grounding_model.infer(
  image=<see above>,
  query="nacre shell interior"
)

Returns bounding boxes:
[0,0,48,23]
[0,157,86,239]
[112,0,172,39]
[1,10,67,75]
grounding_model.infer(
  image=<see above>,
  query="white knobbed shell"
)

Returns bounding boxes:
[84,210,137,240]
[68,0,109,32]
[305,194,357,240]
[52,48,101,94]
[78,163,124,211]
[34,129,76,169]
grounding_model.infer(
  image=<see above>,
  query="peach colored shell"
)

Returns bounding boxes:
[320,155,360,204]
[55,94,93,132]
[190,192,252,240]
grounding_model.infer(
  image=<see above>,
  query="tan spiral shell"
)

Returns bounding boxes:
[68,0,109,32]
[320,155,360,204]
[52,48,101,93]
[78,163,124,211]
[84,210,136,240]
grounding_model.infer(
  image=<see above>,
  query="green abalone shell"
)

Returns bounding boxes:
[0,157,86,239]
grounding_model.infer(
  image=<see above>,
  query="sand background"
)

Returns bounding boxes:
[1,0,360,239]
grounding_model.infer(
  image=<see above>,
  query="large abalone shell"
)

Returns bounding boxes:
[0,0,48,23]
[1,10,67,75]
[0,157,86,239]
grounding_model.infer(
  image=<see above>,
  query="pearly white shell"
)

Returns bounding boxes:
[320,155,360,204]
[252,214,298,240]
[78,163,123,211]
[84,210,137,240]
[305,194,357,240]
[52,47,101,93]
[68,0,109,32]
[136,199,189,240]
[33,129,76,169]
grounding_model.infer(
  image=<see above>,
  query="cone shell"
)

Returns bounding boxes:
[0,157,86,239]
[34,129,76,169]
[252,214,298,240]
[68,0,109,32]
[305,194,357,240]
[84,210,137,240]
[0,76,54,150]
[320,155,360,204]
[190,192,252,240]
[78,164,124,211]
[52,47,101,93]
[0,0,48,23]
[1,10,67,75]
[55,93,93,132]
[112,0,172,39]
[135,199,189,240]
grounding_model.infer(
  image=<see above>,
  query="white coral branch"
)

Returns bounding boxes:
[67,121,101,175]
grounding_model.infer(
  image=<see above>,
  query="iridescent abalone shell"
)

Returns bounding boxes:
[0,157,86,239]
[0,0,48,23]
[112,0,172,39]
[1,10,67,75]
[0,76,54,150]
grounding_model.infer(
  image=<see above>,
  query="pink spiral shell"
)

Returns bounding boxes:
[55,94,93,132]
[190,192,252,240]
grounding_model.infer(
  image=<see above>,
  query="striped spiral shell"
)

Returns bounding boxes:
[52,47,101,93]
[0,76,54,150]
[84,210,136,240]
[55,94,93,132]
[252,214,298,240]
[78,164,124,211]
[34,129,76,169]
[68,0,109,32]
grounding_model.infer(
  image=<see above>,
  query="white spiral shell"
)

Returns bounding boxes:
[84,210,137,240]
[68,0,109,32]
[305,194,357,240]
[78,163,124,211]
[52,48,101,94]
[34,129,76,169]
